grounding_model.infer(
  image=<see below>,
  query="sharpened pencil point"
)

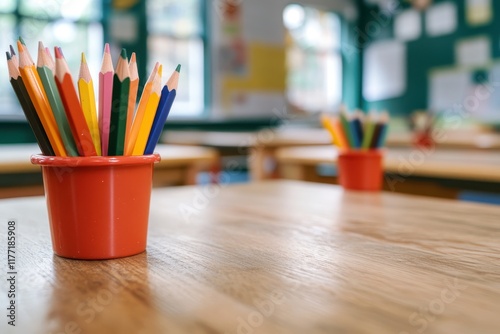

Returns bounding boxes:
[6,51,11,60]
[18,36,26,45]
[9,45,15,56]
[158,64,163,76]
[176,64,181,73]
[81,52,87,63]
[54,46,63,59]
[104,43,110,53]
[16,40,23,52]
[120,48,127,59]
[130,52,136,63]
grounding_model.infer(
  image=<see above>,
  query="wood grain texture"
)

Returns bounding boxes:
[276,145,500,182]
[1,180,500,333]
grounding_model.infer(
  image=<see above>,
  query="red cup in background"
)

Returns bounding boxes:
[337,150,383,191]
[31,154,160,260]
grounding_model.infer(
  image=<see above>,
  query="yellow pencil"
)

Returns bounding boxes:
[131,64,162,156]
[125,62,160,155]
[78,52,101,155]
[18,41,67,156]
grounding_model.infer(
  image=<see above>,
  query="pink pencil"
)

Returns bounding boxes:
[98,43,114,156]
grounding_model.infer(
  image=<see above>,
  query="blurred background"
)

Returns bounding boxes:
[0,0,499,203]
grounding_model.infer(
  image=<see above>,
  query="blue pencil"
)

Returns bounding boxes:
[144,65,180,155]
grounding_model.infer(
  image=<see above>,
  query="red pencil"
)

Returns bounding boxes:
[54,47,97,156]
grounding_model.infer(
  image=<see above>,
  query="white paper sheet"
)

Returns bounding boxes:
[426,2,457,36]
[456,37,491,67]
[363,40,406,101]
[466,0,492,26]
[394,9,421,41]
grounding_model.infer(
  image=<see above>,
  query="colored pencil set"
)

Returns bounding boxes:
[321,108,389,150]
[6,37,180,157]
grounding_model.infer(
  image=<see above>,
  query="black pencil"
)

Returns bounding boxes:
[6,52,54,155]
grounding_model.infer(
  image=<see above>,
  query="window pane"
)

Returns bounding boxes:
[20,20,103,76]
[0,0,16,12]
[148,36,204,116]
[20,0,102,20]
[147,0,202,37]
[0,15,18,115]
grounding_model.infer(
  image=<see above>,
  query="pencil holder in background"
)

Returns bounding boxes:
[337,150,383,191]
[31,154,160,260]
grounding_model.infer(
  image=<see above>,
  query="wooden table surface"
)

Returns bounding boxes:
[0,143,218,173]
[1,180,500,334]
[276,145,500,182]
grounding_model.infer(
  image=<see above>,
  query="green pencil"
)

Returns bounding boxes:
[362,111,377,149]
[108,49,130,156]
[7,52,54,156]
[36,42,78,156]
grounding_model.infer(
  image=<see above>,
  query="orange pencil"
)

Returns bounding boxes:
[17,41,66,156]
[125,62,160,155]
[54,47,97,156]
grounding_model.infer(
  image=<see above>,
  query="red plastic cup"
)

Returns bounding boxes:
[31,154,160,260]
[337,150,383,191]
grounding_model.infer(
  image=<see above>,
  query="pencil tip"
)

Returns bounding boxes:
[81,52,86,63]
[18,36,26,45]
[38,41,44,51]
[16,40,23,51]
[176,64,181,73]
[6,51,11,60]
[104,43,110,53]
[130,52,136,62]
[9,45,15,56]
[54,46,63,59]
[120,48,127,59]
[158,64,163,76]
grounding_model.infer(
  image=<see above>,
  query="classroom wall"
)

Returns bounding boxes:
[210,0,359,118]
[359,0,500,123]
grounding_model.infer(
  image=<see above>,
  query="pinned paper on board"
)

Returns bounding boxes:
[363,40,406,101]
[466,0,492,26]
[429,69,470,112]
[425,2,457,36]
[394,9,421,41]
[456,36,491,67]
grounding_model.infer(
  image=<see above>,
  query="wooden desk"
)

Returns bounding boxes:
[276,146,500,197]
[0,144,218,198]
[1,180,500,333]
[163,129,331,180]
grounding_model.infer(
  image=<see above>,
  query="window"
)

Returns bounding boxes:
[147,0,205,117]
[0,0,103,116]
[283,4,342,113]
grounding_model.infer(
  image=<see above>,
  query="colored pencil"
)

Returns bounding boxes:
[37,42,78,156]
[125,52,139,146]
[18,41,67,156]
[7,52,54,156]
[352,110,364,146]
[9,45,18,67]
[125,62,160,155]
[375,111,389,148]
[340,109,354,149]
[44,47,55,73]
[361,111,377,149]
[18,36,34,65]
[144,64,181,155]
[130,64,162,156]
[98,43,114,156]
[330,115,349,149]
[54,46,97,156]
[108,49,130,156]
[78,52,101,155]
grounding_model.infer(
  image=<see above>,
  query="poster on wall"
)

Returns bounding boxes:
[218,1,248,76]
[466,0,492,26]
[425,2,457,36]
[363,40,406,101]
